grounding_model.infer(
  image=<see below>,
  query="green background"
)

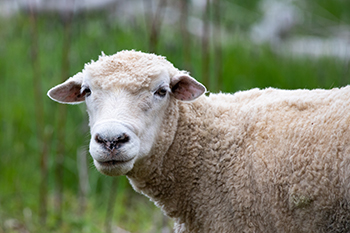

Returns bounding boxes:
[1,0,349,232]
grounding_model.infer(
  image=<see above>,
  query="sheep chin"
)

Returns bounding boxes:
[94,158,135,176]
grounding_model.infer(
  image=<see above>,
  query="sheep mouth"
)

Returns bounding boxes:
[96,158,133,167]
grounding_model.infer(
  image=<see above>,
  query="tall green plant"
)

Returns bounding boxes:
[28,8,50,226]
[53,12,74,226]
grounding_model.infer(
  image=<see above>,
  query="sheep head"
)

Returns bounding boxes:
[47,50,206,176]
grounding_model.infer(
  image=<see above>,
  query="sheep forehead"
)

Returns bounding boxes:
[83,50,179,92]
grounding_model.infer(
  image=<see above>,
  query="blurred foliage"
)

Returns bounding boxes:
[0,0,349,232]
[308,0,350,23]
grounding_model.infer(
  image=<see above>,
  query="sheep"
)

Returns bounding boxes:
[47,50,350,233]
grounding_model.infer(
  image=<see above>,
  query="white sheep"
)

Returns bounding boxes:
[48,50,350,233]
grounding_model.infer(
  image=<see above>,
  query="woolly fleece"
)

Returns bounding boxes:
[129,85,350,233]
[84,50,180,91]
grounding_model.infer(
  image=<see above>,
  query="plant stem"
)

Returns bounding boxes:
[54,11,73,225]
[202,0,211,88]
[213,0,222,92]
[180,0,191,71]
[105,178,119,233]
[144,0,168,53]
[28,6,49,226]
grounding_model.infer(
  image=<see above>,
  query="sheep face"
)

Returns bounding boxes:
[84,70,174,176]
[47,51,206,176]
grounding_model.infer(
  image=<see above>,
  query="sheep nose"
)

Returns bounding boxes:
[95,133,130,151]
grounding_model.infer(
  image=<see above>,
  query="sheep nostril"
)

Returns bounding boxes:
[95,134,105,144]
[118,133,130,144]
[95,133,130,151]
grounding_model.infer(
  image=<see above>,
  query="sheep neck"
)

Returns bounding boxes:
[127,97,180,196]
[127,96,226,225]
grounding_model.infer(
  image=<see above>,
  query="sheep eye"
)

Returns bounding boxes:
[81,86,91,97]
[155,87,167,97]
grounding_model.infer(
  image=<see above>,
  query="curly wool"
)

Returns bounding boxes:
[84,50,180,91]
[128,86,350,233]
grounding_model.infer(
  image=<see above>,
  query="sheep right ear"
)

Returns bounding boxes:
[170,74,206,101]
[47,72,85,104]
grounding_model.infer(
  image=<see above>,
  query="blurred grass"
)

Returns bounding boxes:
[0,2,349,232]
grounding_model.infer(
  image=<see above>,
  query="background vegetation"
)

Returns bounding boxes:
[0,0,349,232]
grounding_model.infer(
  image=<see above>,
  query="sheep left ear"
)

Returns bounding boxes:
[47,72,85,104]
[170,74,206,101]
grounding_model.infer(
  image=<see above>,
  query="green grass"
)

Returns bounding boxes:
[0,4,349,232]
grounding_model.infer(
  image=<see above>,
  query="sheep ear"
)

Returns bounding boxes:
[47,72,85,104]
[170,74,206,101]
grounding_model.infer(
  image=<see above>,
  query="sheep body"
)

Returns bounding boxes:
[129,86,350,232]
[48,51,350,233]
